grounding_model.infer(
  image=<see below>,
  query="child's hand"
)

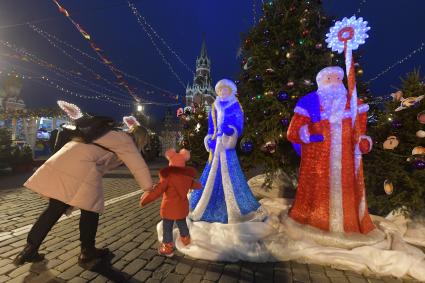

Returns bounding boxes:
[140,192,148,207]
[144,184,156,192]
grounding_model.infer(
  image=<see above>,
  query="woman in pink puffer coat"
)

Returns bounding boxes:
[13,104,153,269]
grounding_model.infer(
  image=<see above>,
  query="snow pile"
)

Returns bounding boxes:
[157,198,425,281]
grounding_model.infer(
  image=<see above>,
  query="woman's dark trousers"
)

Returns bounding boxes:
[27,198,99,250]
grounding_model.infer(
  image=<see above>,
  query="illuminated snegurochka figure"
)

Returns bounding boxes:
[287,66,375,234]
[189,79,265,223]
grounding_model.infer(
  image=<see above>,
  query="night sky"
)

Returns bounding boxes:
[0,0,424,125]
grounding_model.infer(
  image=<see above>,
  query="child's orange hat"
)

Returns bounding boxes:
[165,148,190,167]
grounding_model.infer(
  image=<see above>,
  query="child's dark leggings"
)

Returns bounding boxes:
[162,218,189,243]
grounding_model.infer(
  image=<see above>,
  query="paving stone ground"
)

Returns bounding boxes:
[0,158,421,283]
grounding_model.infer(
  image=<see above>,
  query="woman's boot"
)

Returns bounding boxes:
[13,244,44,265]
[78,247,111,269]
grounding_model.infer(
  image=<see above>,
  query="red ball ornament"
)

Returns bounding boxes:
[359,138,371,154]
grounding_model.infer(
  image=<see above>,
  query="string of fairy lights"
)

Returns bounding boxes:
[352,0,425,85]
[29,24,180,101]
[30,24,131,96]
[0,68,133,108]
[366,42,425,83]
[0,40,132,101]
[252,0,257,25]
[0,42,180,107]
[30,25,102,64]
[127,1,194,76]
[1,60,134,105]
[38,67,135,104]
[51,0,142,102]
[356,0,367,15]
[127,0,187,89]
[0,66,179,108]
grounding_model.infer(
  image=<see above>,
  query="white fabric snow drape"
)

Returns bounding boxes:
[161,198,425,282]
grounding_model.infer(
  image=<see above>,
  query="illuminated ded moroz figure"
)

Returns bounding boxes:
[287,66,375,234]
[189,79,265,223]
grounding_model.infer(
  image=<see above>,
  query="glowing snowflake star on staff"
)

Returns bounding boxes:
[325,16,370,53]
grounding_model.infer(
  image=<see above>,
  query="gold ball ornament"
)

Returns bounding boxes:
[416,130,425,138]
[384,180,393,195]
[383,136,399,150]
[356,68,364,76]
[412,146,425,155]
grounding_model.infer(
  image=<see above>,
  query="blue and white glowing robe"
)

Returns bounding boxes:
[189,97,265,223]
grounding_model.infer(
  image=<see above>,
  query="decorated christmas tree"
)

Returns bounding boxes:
[0,128,12,169]
[237,0,340,183]
[365,69,425,216]
[178,103,209,168]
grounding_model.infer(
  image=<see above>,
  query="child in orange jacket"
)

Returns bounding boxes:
[140,148,202,257]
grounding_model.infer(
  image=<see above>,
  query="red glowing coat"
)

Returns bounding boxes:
[140,166,202,220]
[287,98,375,234]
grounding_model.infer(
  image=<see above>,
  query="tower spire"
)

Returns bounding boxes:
[200,35,207,58]
[186,37,215,108]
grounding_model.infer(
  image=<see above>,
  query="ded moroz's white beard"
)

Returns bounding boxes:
[318,83,348,106]
[317,83,348,123]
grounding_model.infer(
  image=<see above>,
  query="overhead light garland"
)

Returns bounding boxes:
[356,0,367,15]
[0,40,131,101]
[0,65,180,108]
[28,24,180,101]
[30,25,129,96]
[366,42,425,84]
[0,107,64,120]
[1,59,134,106]
[0,69,133,107]
[30,25,101,63]
[127,0,186,89]
[51,0,141,102]
[252,0,257,25]
[127,1,194,76]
